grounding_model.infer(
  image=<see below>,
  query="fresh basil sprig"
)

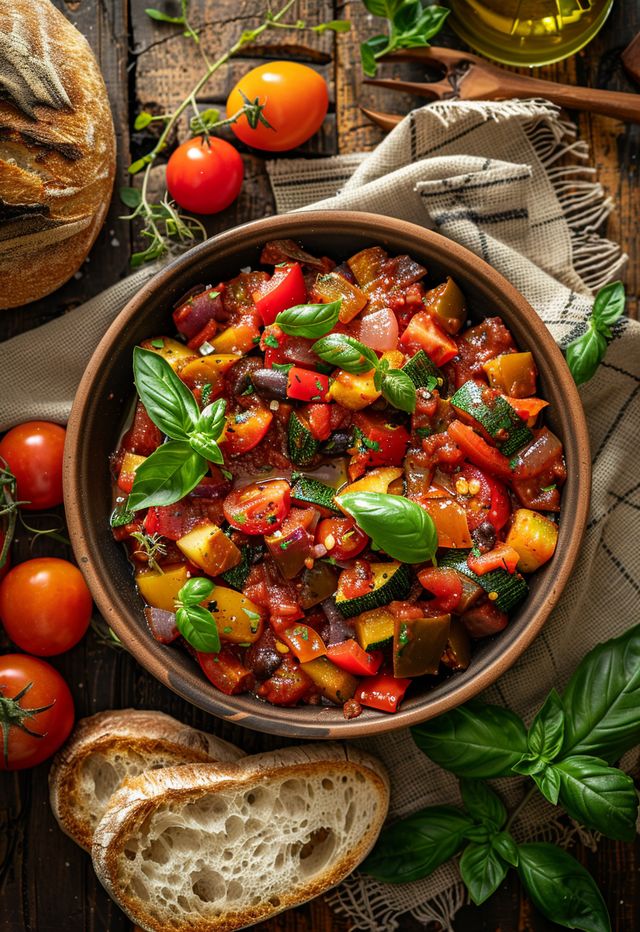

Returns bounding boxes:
[174,577,220,653]
[360,1,449,77]
[121,348,227,515]
[336,491,437,563]
[565,281,625,385]
[312,334,417,413]
[275,300,342,338]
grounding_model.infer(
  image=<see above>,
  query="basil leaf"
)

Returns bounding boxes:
[592,280,625,328]
[554,755,638,842]
[381,369,417,413]
[177,576,215,608]
[336,492,437,563]
[275,300,342,338]
[175,604,220,654]
[360,806,473,883]
[459,841,508,906]
[362,0,402,19]
[560,623,640,763]
[393,0,421,30]
[565,324,607,386]
[127,441,207,511]
[312,19,351,33]
[312,334,379,374]
[133,347,199,440]
[189,398,227,463]
[412,703,528,778]
[512,754,547,777]
[492,832,519,867]
[360,35,389,77]
[459,780,506,830]
[517,843,611,932]
[527,688,565,761]
[531,765,561,805]
[189,435,224,464]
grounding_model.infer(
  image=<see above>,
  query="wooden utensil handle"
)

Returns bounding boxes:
[489,74,640,123]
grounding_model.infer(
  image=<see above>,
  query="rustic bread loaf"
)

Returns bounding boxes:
[91,744,390,932]
[0,0,116,309]
[49,709,244,852]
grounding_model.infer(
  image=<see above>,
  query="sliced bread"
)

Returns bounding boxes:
[49,709,243,851]
[91,743,390,932]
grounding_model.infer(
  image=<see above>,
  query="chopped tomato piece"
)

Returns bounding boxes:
[337,560,373,601]
[400,311,458,366]
[326,640,383,676]
[303,403,332,441]
[461,601,508,638]
[354,673,411,713]
[253,262,307,326]
[447,419,513,481]
[418,566,463,612]
[349,412,410,477]
[223,407,273,456]
[286,367,330,403]
[223,479,291,535]
[121,401,162,457]
[144,500,212,541]
[198,649,253,695]
[257,656,314,706]
[316,516,369,562]
[457,464,510,532]
[467,543,520,575]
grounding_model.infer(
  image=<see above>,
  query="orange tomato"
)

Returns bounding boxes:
[226,62,328,152]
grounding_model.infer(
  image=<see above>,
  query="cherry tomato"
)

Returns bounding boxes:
[457,464,510,531]
[0,654,74,770]
[0,421,65,510]
[0,558,92,656]
[166,136,243,214]
[223,479,291,535]
[316,516,368,562]
[226,62,329,152]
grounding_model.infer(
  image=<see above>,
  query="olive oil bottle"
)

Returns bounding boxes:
[445,0,615,66]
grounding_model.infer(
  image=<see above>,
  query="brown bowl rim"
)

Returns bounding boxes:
[64,211,591,738]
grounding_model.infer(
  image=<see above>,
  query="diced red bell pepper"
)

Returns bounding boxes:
[327,640,383,677]
[187,318,218,350]
[354,672,411,713]
[502,396,549,426]
[417,566,463,613]
[121,401,162,457]
[467,543,520,575]
[303,403,332,441]
[223,407,273,456]
[286,367,330,403]
[400,311,458,366]
[264,343,289,368]
[282,624,328,664]
[253,263,307,326]
[349,412,410,474]
[197,649,253,695]
[447,419,513,482]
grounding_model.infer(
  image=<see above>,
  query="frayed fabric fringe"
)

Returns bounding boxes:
[327,875,465,932]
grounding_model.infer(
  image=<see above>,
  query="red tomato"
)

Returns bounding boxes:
[0,654,74,770]
[166,136,243,214]
[0,421,65,510]
[223,479,291,535]
[223,408,273,456]
[0,558,92,656]
[400,311,458,366]
[458,464,510,531]
[253,263,307,325]
[418,566,463,613]
[337,560,373,600]
[317,516,369,562]
[227,62,328,152]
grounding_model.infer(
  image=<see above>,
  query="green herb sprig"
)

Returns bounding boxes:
[117,348,227,516]
[174,577,220,653]
[565,281,626,385]
[360,1,449,78]
[312,333,416,413]
[362,623,640,931]
[336,491,437,563]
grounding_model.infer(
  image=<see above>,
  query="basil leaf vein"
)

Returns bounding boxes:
[459,779,506,831]
[554,755,638,842]
[381,368,417,413]
[459,841,508,906]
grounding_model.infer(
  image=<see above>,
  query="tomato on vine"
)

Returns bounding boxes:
[0,654,74,770]
[166,136,244,214]
[226,62,329,152]
[0,421,65,511]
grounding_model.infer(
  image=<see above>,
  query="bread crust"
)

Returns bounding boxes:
[91,744,389,932]
[0,0,116,308]
[49,709,244,851]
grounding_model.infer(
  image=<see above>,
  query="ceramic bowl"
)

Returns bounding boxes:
[64,211,591,737]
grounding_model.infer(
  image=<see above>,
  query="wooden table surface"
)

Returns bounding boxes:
[1,2,639,930]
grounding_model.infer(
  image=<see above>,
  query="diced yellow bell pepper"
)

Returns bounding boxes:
[313,271,368,323]
[136,563,190,612]
[176,522,241,576]
[211,586,263,644]
[329,350,404,411]
[209,323,258,355]
[179,354,241,389]
[483,352,537,398]
[300,656,357,704]
[140,337,196,371]
[420,496,472,548]
[339,466,403,497]
[117,452,147,494]
[505,508,558,573]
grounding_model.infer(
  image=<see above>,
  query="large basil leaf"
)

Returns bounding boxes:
[133,347,200,440]
[459,841,508,906]
[127,441,207,511]
[412,703,528,778]
[336,491,437,563]
[554,755,638,842]
[565,325,607,386]
[360,806,473,883]
[460,779,506,830]
[527,688,565,760]
[312,334,379,374]
[175,604,220,654]
[560,623,640,763]
[275,300,341,338]
[517,843,611,932]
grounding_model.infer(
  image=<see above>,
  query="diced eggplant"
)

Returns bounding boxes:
[320,429,353,455]
[228,357,264,396]
[251,368,289,400]
[320,597,355,646]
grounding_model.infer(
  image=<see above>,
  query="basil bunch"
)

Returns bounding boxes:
[565,281,626,385]
[336,491,437,563]
[174,577,220,653]
[363,624,640,931]
[313,333,417,413]
[360,1,449,77]
[122,348,227,514]
[275,299,342,338]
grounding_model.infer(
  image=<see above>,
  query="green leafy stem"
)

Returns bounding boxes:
[362,623,640,932]
[360,1,449,77]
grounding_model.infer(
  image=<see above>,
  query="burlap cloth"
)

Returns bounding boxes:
[1,100,639,929]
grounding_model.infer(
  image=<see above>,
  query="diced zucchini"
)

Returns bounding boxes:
[336,561,412,618]
[438,549,528,613]
[221,541,263,591]
[300,656,357,704]
[393,613,451,678]
[291,476,340,515]
[505,508,558,573]
[140,337,195,371]
[402,350,445,390]
[136,563,189,612]
[288,412,318,466]
[451,380,532,456]
[211,586,263,644]
[176,522,241,576]
[353,607,395,651]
